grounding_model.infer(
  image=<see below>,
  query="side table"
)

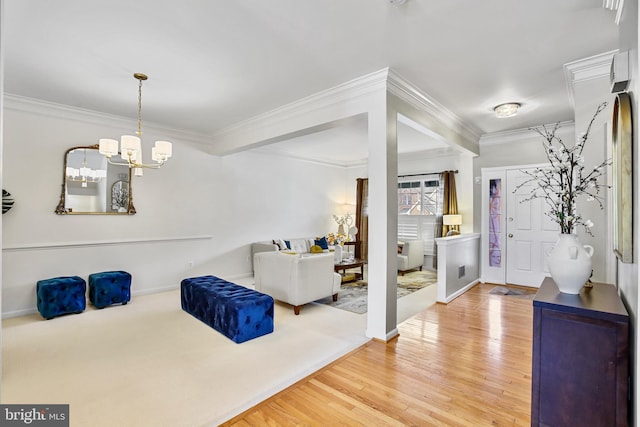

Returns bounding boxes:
[334,258,365,283]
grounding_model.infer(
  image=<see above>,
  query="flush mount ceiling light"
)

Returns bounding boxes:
[98,73,173,177]
[493,102,521,118]
[389,0,407,5]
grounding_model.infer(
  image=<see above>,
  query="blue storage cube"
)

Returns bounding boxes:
[89,271,131,309]
[36,276,86,319]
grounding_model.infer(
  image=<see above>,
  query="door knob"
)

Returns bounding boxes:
[508,233,514,238]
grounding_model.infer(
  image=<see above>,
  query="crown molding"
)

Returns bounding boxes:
[479,120,574,146]
[212,67,480,155]
[3,94,214,148]
[386,69,483,143]
[212,69,390,142]
[563,50,617,107]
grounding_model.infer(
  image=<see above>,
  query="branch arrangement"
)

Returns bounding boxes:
[513,102,610,236]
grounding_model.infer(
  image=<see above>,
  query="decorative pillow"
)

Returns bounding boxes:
[314,236,329,250]
[272,239,287,250]
[310,245,323,253]
[284,240,291,249]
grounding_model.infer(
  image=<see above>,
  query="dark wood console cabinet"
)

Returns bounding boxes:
[532,277,629,427]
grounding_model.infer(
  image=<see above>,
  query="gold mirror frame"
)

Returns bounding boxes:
[55,144,136,215]
[612,92,633,263]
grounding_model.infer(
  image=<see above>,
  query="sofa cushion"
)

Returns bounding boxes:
[289,239,309,253]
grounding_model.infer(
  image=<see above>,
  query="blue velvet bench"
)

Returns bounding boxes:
[181,275,274,343]
[36,276,86,320]
[89,271,131,309]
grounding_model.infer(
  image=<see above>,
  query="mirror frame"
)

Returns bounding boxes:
[612,93,632,263]
[55,144,136,215]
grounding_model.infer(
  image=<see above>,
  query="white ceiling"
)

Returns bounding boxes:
[3,0,621,163]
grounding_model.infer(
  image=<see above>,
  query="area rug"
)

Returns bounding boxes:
[489,286,537,299]
[317,270,437,314]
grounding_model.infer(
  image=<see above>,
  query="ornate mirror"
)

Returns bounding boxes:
[55,144,135,215]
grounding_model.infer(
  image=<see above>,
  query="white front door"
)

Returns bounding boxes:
[505,169,559,287]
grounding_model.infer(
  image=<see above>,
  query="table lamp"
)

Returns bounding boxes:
[443,214,462,236]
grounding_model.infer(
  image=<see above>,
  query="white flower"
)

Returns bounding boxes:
[584,220,594,228]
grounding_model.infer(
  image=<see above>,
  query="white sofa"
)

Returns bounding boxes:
[253,251,341,315]
[397,239,425,275]
[251,237,319,257]
[251,237,349,271]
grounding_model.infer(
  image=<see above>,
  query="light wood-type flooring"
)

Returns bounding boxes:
[223,283,534,426]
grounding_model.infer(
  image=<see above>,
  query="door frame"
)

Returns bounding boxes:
[480,164,615,286]
[481,164,548,285]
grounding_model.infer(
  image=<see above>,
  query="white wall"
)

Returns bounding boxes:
[2,99,349,316]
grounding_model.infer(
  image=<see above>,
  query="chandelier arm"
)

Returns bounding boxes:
[104,156,166,170]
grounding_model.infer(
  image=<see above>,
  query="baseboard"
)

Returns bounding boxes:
[436,279,480,304]
[3,307,38,319]
[2,284,181,319]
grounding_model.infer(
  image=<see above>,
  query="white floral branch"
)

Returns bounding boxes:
[513,102,610,236]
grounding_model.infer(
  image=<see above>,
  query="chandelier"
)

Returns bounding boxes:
[98,73,172,176]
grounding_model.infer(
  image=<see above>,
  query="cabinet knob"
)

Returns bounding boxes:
[508,233,514,238]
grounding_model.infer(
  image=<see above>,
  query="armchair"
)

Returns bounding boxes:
[253,252,341,315]
[397,239,424,275]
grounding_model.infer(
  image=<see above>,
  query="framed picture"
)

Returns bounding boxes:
[612,92,633,263]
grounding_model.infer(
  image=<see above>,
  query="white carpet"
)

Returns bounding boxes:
[2,277,436,426]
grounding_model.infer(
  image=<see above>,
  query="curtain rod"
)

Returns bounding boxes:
[398,170,458,178]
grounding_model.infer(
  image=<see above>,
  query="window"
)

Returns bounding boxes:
[397,179,440,216]
[397,177,442,256]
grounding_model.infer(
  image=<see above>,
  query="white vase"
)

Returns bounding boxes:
[546,233,594,294]
[334,244,342,264]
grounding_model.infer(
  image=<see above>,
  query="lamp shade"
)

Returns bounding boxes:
[120,135,141,161]
[152,141,172,162]
[443,214,462,226]
[99,138,119,157]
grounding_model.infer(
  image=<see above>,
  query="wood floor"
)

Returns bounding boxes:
[222,283,534,426]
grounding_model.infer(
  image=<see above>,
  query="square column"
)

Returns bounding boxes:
[366,94,399,341]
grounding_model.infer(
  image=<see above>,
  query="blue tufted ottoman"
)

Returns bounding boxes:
[89,271,132,309]
[36,276,86,319]
[181,275,274,343]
